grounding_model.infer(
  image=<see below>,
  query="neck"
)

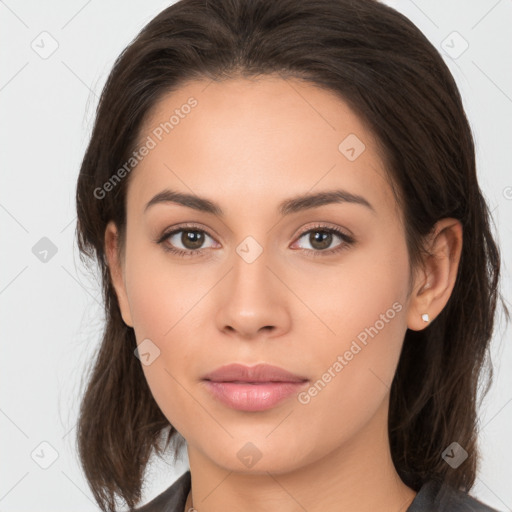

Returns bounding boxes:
[183,399,417,512]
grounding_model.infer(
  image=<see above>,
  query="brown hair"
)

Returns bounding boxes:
[74,0,506,510]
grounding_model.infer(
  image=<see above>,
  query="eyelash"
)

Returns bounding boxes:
[156,223,355,258]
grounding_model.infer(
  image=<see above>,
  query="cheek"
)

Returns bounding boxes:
[124,236,209,339]
[123,245,214,431]
[292,231,410,417]
[126,270,202,436]
[291,226,410,350]
[296,302,406,451]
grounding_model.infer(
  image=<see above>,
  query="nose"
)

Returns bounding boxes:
[214,247,291,340]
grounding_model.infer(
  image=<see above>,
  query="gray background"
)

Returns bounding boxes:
[1,0,511,510]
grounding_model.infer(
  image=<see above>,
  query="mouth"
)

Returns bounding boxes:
[201,363,309,411]
[202,362,308,383]
[202,380,308,411]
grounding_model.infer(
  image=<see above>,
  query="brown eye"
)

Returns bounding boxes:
[179,230,206,250]
[307,230,334,251]
[158,226,217,257]
[294,226,354,255]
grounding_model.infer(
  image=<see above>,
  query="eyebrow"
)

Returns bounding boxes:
[144,188,375,216]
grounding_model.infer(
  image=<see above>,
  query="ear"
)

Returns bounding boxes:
[407,218,463,331]
[104,221,133,328]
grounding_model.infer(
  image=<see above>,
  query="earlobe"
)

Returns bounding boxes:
[104,221,134,328]
[406,218,463,331]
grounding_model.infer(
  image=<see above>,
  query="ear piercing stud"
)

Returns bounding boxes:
[421,313,430,323]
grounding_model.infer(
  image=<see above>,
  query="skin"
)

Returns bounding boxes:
[104,75,463,512]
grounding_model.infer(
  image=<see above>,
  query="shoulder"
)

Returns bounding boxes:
[130,471,503,512]
[408,479,503,512]
[131,470,191,512]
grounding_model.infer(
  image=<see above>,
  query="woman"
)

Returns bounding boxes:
[74,0,506,511]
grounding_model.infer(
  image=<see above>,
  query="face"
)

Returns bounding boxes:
[107,75,416,474]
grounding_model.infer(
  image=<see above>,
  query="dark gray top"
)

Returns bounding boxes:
[132,470,502,512]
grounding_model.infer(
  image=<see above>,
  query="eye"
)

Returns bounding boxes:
[156,223,355,258]
[292,224,355,256]
[157,224,218,257]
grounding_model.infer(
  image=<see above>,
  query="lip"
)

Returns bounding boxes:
[202,363,308,383]
[202,363,309,412]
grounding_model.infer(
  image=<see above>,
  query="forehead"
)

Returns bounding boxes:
[127,76,396,220]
